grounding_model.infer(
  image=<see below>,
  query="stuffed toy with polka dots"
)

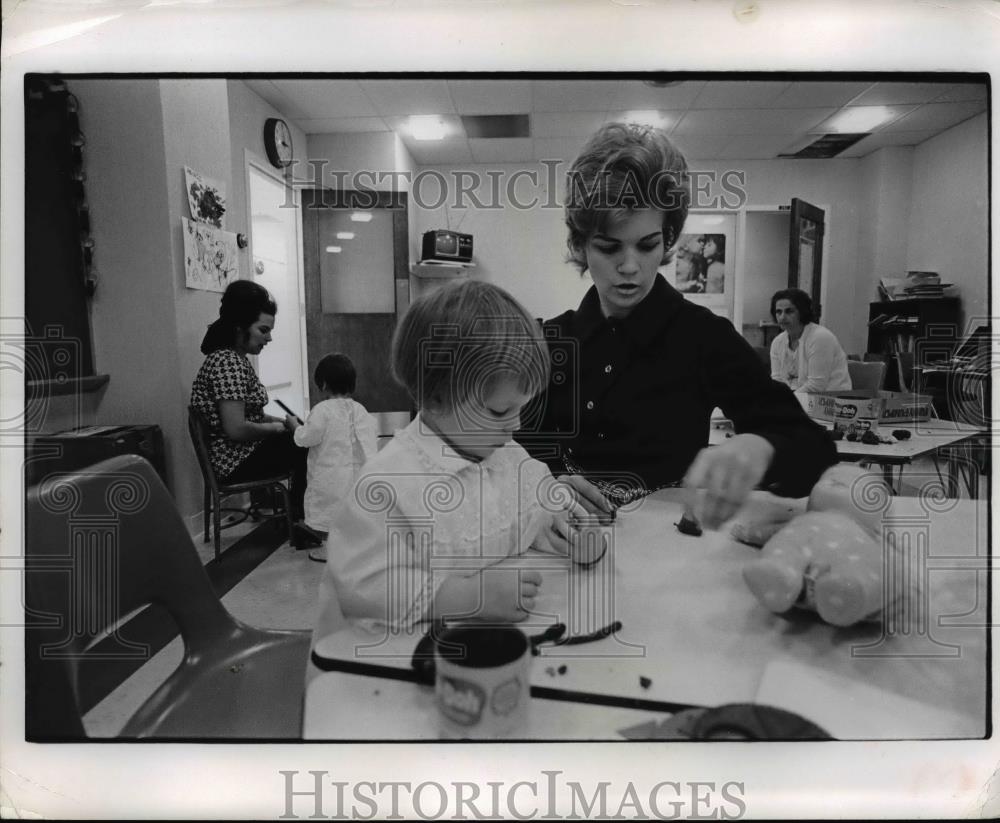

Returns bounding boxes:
[742,464,891,627]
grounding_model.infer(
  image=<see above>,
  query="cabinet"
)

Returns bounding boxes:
[26,425,167,489]
[410,260,476,277]
[866,297,960,393]
[409,260,475,301]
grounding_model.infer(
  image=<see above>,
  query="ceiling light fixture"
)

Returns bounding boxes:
[325,246,342,253]
[336,231,355,240]
[622,110,670,128]
[350,212,373,223]
[827,106,894,133]
[407,115,449,141]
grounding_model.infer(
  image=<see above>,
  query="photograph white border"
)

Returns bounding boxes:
[2,0,997,818]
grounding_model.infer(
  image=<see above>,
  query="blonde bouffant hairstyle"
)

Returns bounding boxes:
[564,122,691,274]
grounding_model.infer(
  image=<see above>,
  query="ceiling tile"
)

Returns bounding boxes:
[882,101,986,133]
[718,134,802,160]
[244,80,299,117]
[359,79,456,116]
[838,130,941,158]
[811,104,919,134]
[768,81,873,108]
[609,80,706,111]
[532,137,586,164]
[931,82,988,103]
[403,139,473,166]
[270,79,376,118]
[531,80,619,112]
[448,80,533,114]
[469,138,534,163]
[531,111,608,138]
[668,134,732,162]
[691,80,793,109]
[850,81,959,106]
[674,108,831,135]
[384,114,465,140]
[295,117,389,135]
[240,79,981,168]
[606,109,684,132]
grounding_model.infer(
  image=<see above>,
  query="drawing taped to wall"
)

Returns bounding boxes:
[182,217,239,292]
[184,166,227,228]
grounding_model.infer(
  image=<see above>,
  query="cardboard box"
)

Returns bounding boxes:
[801,389,934,424]
[832,396,881,436]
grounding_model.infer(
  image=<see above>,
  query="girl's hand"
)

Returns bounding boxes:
[435,566,542,623]
[480,564,542,621]
[684,433,775,530]
[282,414,300,432]
[555,474,615,519]
[531,512,573,556]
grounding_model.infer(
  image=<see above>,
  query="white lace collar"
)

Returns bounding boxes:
[399,414,517,477]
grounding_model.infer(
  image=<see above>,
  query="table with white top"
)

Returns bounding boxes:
[305,489,988,741]
[710,417,987,495]
[825,418,987,496]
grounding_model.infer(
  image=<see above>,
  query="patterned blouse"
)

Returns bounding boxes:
[190,348,268,478]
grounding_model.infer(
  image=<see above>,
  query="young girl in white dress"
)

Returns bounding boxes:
[313,281,586,637]
[293,354,377,536]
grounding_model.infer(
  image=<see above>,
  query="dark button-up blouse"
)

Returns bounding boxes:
[517,274,837,498]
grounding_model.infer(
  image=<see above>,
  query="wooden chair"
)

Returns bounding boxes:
[847,360,887,393]
[188,405,293,558]
[25,454,311,739]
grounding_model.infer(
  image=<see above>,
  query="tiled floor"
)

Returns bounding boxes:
[82,512,326,737]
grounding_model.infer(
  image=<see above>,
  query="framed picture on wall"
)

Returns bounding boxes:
[661,214,736,320]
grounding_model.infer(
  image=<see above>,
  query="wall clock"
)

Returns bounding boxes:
[263,117,293,168]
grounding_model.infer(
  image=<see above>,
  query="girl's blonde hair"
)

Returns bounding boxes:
[391,280,550,412]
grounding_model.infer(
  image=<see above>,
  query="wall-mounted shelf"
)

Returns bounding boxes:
[411,260,476,278]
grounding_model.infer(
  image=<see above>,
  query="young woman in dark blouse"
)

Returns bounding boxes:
[518,123,836,528]
[191,280,320,548]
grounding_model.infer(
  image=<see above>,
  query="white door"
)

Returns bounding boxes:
[247,161,308,420]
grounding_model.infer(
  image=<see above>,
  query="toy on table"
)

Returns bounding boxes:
[741,464,894,627]
[675,502,703,536]
[726,492,804,547]
[677,490,804,546]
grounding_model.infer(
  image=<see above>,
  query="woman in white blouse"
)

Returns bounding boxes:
[769,288,852,393]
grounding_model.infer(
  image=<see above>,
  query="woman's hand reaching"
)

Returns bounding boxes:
[684,433,775,530]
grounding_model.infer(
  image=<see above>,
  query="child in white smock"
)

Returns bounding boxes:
[293,353,377,535]
[313,281,588,638]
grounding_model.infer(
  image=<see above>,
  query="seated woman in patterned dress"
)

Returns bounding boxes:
[190,279,320,549]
